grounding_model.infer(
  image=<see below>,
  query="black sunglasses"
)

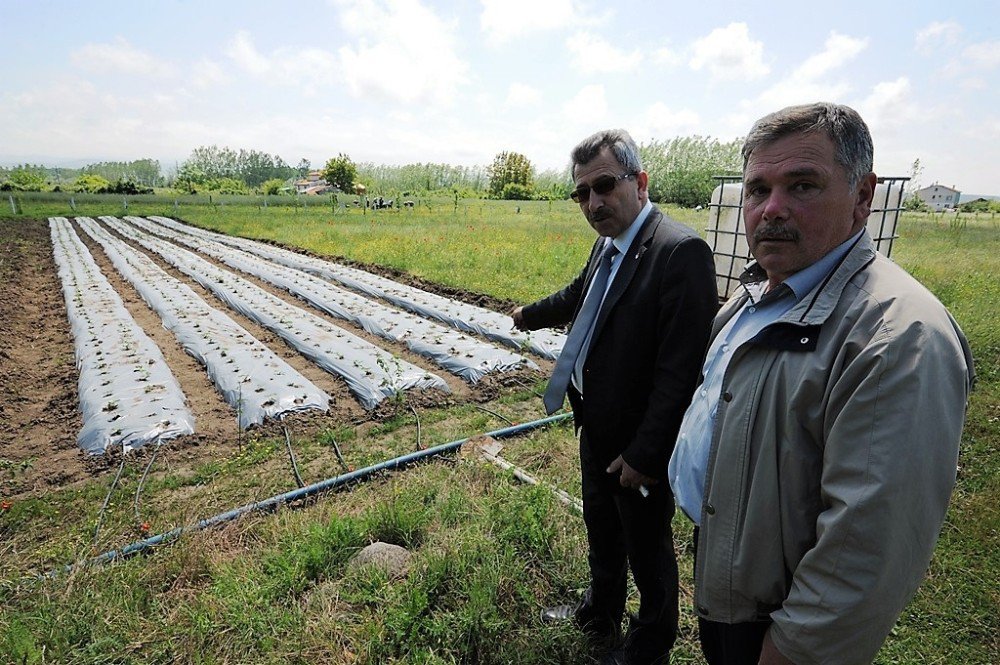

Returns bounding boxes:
[570,172,636,203]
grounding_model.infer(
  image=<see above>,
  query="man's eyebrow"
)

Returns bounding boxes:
[784,166,823,178]
[745,166,823,185]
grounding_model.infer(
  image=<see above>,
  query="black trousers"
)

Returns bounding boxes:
[693,527,771,665]
[578,430,679,660]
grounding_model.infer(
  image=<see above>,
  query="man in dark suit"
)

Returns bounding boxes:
[511,129,718,664]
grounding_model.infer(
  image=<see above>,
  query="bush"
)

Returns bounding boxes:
[903,195,930,212]
[958,199,1000,213]
[500,182,534,200]
[205,177,250,195]
[260,178,287,196]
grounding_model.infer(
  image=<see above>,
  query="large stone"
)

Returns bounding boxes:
[348,541,412,578]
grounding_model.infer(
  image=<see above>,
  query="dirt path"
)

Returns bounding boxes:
[0,218,547,502]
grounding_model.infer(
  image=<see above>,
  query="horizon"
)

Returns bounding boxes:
[2,1,997,193]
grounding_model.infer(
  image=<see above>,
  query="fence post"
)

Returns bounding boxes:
[123,196,128,211]
[9,194,16,214]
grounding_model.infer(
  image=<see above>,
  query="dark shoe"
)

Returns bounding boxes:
[600,618,671,665]
[600,647,669,665]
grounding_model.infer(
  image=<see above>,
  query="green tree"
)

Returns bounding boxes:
[173,162,208,193]
[321,154,358,192]
[487,151,534,199]
[260,178,287,195]
[534,166,573,200]
[205,177,250,195]
[906,158,924,196]
[640,136,742,207]
[72,174,112,193]
[903,194,930,212]
[1,166,47,191]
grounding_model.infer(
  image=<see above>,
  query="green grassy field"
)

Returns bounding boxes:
[1,197,997,663]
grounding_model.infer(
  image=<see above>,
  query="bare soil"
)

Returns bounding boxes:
[0,217,547,502]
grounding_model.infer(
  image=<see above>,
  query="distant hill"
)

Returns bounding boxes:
[959,193,1000,203]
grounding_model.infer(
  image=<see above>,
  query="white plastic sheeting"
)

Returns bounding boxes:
[122,216,536,383]
[74,217,330,428]
[49,218,195,454]
[102,216,449,407]
[145,216,566,360]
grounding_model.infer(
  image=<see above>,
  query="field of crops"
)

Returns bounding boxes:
[0,197,997,663]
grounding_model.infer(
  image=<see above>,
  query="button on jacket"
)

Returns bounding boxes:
[694,232,975,664]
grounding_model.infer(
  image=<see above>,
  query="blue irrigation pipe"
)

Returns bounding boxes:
[44,412,572,578]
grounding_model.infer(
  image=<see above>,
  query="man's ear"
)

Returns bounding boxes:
[636,170,649,198]
[853,172,878,229]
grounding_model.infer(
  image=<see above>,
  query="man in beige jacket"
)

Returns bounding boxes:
[669,102,975,664]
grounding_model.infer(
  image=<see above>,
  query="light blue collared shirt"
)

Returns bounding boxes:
[668,230,864,524]
[573,200,653,393]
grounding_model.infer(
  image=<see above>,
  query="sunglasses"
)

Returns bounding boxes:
[570,172,636,203]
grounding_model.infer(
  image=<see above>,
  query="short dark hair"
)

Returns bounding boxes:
[742,102,874,187]
[571,129,642,177]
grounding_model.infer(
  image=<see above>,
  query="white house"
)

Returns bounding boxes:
[916,183,961,212]
[294,170,333,195]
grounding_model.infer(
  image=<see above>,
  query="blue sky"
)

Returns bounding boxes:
[2,0,998,193]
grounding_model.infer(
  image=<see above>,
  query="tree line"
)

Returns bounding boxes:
[0,160,163,194]
[1,136,746,207]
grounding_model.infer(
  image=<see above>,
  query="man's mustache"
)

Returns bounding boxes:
[752,225,799,243]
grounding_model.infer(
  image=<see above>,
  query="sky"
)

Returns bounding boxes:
[2,0,998,194]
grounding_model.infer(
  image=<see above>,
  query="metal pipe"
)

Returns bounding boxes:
[44,412,572,578]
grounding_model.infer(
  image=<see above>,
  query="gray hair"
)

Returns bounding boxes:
[571,129,643,177]
[742,102,874,187]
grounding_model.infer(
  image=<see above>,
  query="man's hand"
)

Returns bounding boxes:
[509,305,527,331]
[758,629,795,665]
[606,456,658,491]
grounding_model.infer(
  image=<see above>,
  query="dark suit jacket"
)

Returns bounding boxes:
[521,206,718,480]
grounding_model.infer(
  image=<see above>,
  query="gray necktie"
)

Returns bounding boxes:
[543,242,619,414]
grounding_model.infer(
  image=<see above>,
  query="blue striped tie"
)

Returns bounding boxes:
[543,242,619,414]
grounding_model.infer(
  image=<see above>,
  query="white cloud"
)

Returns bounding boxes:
[225,30,272,76]
[562,84,608,128]
[0,80,188,163]
[689,22,769,82]
[653,46,682,68]
[191,59,227,89]
[963,40,1000,69]
[566,31,641,73]
[749,32,867,109]
[637,103,701,140]
[480,0,578,45]
[70,37,175,78]
[859,77,915,132]
[224,30,339,93]
[791,32,868,81]
[335,0,469,107]
[915,20,962,53]
[505,82,542,108]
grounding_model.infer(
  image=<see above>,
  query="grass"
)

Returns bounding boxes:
[1,196,997,663]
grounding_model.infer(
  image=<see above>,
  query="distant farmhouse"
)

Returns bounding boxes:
[294,170,334,195]
[917,183,961,212]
